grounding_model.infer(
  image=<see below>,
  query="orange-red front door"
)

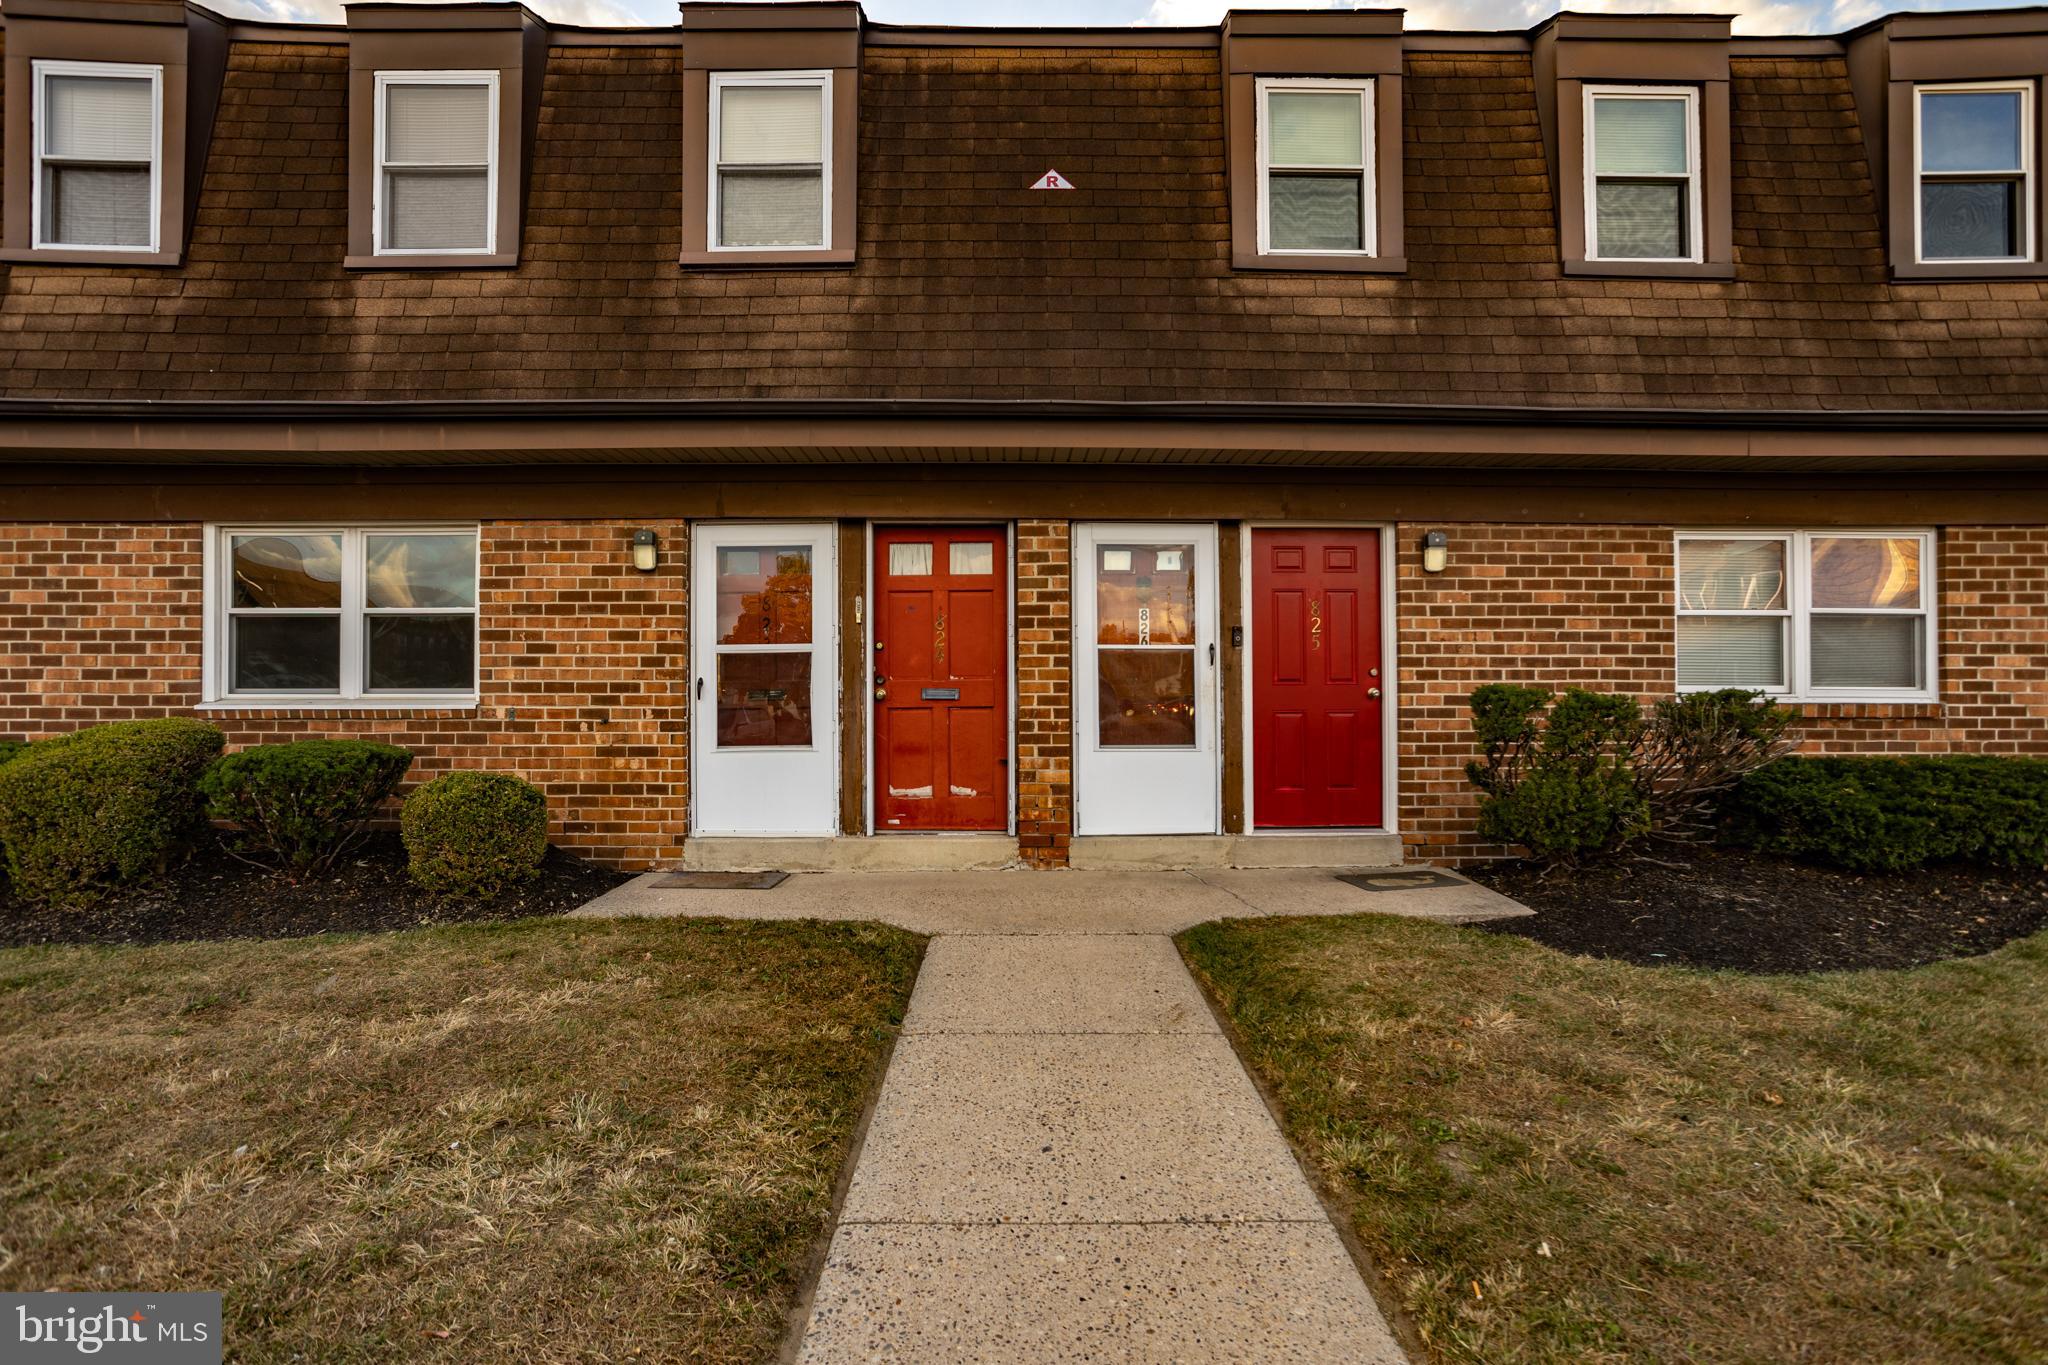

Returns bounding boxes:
[1251,529,1384,829]
[874,527,1007,832]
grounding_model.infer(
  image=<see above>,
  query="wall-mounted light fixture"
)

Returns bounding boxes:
[1421,530,1449,574]
[631,529,660,573]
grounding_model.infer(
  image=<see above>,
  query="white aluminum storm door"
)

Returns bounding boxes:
[690,523,838,836]
[1073,522,1220,835]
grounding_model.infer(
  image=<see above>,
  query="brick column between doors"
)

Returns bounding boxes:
[1016,520,1073,868]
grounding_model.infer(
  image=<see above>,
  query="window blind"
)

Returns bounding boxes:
[385,83,491,165]
[1811,616,1922,690]
[45,165,152,247]
[45,74,153,161]
[1677,617,1786,688]
[720,85,823,165]
[720,170,824,247]
[386,168,489,251]
[1268,91,1362,166]
[1593,97,1687,176]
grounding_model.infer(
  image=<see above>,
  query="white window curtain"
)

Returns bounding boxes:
[380,78,494,253]
[1676,532,1933,699]
[38,67,158,249]
[716,79,826,248]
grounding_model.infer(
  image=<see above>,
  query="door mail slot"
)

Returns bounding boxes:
[920,687,962,701]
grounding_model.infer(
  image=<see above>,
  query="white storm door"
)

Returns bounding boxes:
[691,524,838,836]
[1073,523,1220,835]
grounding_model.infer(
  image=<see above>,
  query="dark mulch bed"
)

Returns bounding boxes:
[0,832,634,948]
[1467,844,2048,973]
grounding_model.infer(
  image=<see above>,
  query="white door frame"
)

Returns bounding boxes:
[1072,521,1222,836]
[1237,522,1400,836]
[690,522,839,836]
[861,520,1019,837]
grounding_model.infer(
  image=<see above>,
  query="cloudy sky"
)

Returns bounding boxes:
[210,0,2038,34]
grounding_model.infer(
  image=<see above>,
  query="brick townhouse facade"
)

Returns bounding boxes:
[1,0,2045,870]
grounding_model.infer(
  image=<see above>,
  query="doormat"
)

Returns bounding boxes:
[648,871,790,891]
[1337,870,1465,893]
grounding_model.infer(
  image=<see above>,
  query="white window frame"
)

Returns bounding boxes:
[203,525,482,708]
[1254,76,1376,258]
[1912,80,2036,265]
[31,59,164,254]
[1584,85,1703,265]
[371,70,500,258]
[1674,529,1938,704]
[708,69,833,254]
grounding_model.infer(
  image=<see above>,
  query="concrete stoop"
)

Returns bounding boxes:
[681,834,1019,873]
[1068,832,1404,870]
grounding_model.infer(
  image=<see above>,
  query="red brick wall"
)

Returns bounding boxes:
[1014,520,1073,867]
[0,520,690,869]
[1394,523,2048,862]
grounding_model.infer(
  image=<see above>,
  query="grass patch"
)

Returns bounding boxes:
[1178,914,2048,1364]
[0,916,923,1363]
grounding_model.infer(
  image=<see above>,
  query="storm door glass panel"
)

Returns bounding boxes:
[1264,86,1368,252]
[1676,538,1788,690]
[363,532,478,692]
[1095,543,1197,747]
[1808,536,1927,692]
[40,70,156,248]
[1918,88,2027,261]
[715,545,816,747]
[229,533,344,691]
[1590,93,1693,260]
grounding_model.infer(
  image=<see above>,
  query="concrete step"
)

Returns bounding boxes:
[1068,832,1404,871]
[682,834,1020,873]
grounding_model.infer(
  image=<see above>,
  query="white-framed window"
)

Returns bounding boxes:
[1914,81,2034,263]
[31,60,163,252]
[206,526,480,705]
[1675,530,1937,703]
[710,70,831,251]
[1584,85,1702,263]
[373,71,498,256]
[1255,76,1375,256]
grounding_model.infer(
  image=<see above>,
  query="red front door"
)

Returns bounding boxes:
[1251,529,1384,829]
[874,527,1008,832]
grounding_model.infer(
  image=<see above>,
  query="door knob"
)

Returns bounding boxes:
[874,686,888,701]
[1368,687,1382,699]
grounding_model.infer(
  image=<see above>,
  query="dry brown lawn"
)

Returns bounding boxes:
[0,916,922,1363]
[1179,914,2048,1365]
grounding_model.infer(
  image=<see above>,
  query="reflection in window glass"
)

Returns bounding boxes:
[232,534,343,608]
[1096,544,1195,645]
[717,546,813,645]
[1811,537,1921,610]
[1097,649,1196,747]
[949,541,994,575]
[365,534,476,608]
[1918,88,2028,260]
[888,542,934,576]
[716,652,813,747]
[1677,539,1786,611]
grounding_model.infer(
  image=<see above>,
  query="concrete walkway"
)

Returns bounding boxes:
[574,868,1528,1362]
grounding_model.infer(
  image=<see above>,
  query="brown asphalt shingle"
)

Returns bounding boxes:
[0,39,2044,407]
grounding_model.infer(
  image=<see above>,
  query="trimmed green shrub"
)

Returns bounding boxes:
[0,740,27,768]
[1468,686,1796,865]
[1725,755,2048,873]
[401,771,549,900]
[200,740,413,876]
[0,719,225,908]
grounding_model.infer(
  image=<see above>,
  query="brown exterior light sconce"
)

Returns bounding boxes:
[631,529,660,573]
[1421,531,1449,574]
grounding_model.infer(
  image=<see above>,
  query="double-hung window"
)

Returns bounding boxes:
[1915,82,2034,263]
[1585,86,1701,262]
[1256,77,1375,255]
[213,527,479,704]
[32,60,162,252]
[1676,531,1936,701]
[711,71,829,250]
[374,72,497,256]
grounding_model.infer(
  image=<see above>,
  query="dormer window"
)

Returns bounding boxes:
[710,72,830,251]
[1915,83,2033,263]
[1585,87,1701,263]
[32,61,162,252]
[374,73,498,256]
[1256,79,1375,256]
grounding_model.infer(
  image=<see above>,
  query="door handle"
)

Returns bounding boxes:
[1208,642,1216,665]
[696,677,704,700]
[1368,687,1382,699]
